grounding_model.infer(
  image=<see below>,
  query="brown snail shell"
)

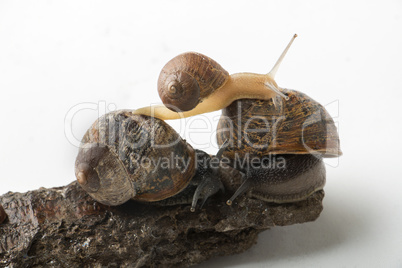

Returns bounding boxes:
[158,52,229,112]
[75,110,196,206]
[217,88,342,159]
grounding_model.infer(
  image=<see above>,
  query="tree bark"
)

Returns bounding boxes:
[0,181,324,267]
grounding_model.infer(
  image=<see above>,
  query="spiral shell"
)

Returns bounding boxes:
[158,52,229,111]
[75,110,196,206]
[217,89,342,160]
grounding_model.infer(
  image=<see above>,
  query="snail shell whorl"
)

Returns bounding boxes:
[217,89,342,159]
[158,52,229,111]
[75,110,196,205]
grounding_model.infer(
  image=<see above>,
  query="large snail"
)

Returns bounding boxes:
[134,34,342,205]
[75,110,227,211]
[216,89,341,205]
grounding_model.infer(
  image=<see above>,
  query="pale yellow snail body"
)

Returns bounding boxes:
[133,35,297,119]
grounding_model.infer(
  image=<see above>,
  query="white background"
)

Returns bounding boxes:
[1,1,401,267]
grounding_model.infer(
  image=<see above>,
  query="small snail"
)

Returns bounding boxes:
[133,35,298,119]
[134,34,342,205]
[75,110,227,211]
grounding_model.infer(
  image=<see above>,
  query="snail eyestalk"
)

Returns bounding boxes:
[226,173,251,206]
[265,81,289,100]
[268,34,297,79]
[262,33,297,102]
[190,168,225,212]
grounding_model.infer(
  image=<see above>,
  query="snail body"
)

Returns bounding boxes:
[220,154,326,204]
[246,154,326,203]
[75,110,224,210]
[134,35,298,120]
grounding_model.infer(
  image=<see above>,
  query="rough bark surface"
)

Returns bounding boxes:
[0,182,324,267]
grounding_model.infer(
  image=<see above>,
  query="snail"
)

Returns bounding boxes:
[216,88,342,205]
[75,110,228,211]
[133,35,298,119]
[133,34,342,205]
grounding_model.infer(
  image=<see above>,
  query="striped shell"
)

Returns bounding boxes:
[216,89,342,159]
[158,52,229,111]
[75,110,196,206]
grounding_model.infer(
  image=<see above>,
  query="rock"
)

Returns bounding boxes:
[0,205,6,224]
[0,182,324,267]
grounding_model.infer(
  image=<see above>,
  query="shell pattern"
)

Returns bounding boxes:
[217,88,342,160]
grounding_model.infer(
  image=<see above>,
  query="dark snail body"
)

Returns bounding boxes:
[236,154,326,204]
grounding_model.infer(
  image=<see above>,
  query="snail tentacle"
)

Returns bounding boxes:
[268,34,298,78]
[226,172,250,206]
[189,149,226,212]
[190,174,224,212]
